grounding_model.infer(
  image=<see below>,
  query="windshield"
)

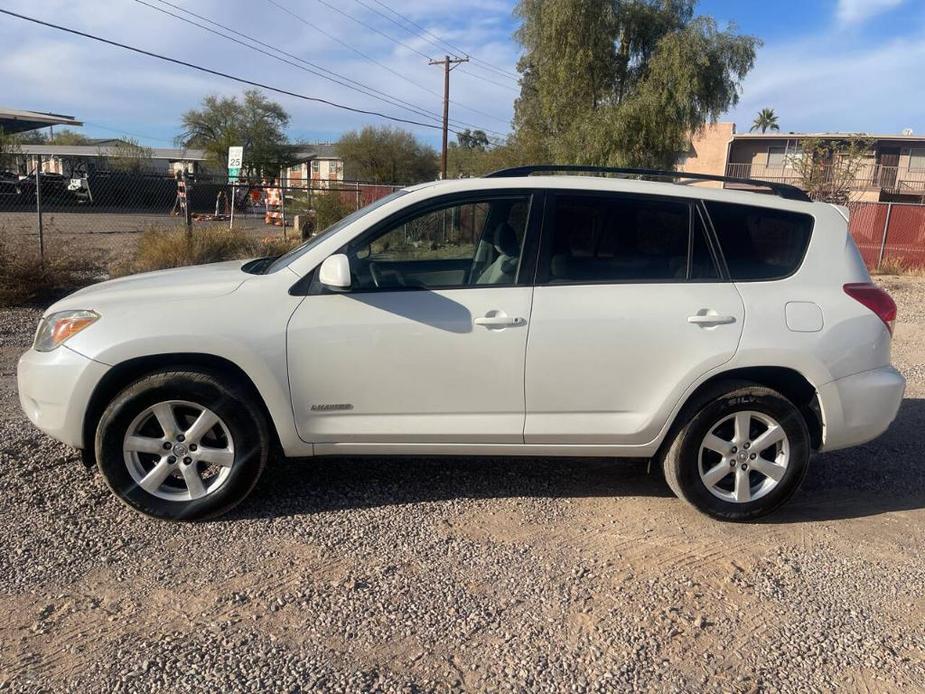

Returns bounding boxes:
[265,189,408,273]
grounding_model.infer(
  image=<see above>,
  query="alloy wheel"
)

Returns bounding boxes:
[122,400,235,501]
[698,410,790,503]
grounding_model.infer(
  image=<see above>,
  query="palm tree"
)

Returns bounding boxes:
[751,108,780,133]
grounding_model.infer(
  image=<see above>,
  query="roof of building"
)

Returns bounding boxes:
[0,107,83,134]
[287,143,340,160]
[16,144,209,160]
[733,131,925,142]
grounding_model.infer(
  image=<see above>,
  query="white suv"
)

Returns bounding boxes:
[17,167,906,521]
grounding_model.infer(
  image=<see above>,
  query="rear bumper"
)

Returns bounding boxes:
[818,366,906,452]
[17,346,109,449]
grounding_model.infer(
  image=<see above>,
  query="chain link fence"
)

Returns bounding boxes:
[0,156,402,262]
[4,159,925,272]
[847,201,925,269]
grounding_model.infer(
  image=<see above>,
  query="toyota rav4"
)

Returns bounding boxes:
[17,166,906,521]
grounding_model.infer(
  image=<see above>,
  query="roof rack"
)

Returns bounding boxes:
[483,165,811,202]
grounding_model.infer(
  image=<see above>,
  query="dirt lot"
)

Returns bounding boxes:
[0,278,923,693]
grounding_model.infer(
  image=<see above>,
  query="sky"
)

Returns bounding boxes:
[1,0,924,149]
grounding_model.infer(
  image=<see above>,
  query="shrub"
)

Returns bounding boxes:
[0,237,106,307]
[312,192,354,231]
[872,256,925,277]
[111,226,258,277]
[256,233,301,257]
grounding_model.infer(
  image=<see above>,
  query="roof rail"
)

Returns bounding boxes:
[483,165,812,202]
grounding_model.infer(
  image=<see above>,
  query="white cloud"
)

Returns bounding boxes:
[728,28,925,134]
[0,0,519,147]
[837,0,905,25]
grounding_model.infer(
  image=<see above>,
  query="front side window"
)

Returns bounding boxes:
[540,193,717,283]
[342,195,530,290]
[705,201,813,280]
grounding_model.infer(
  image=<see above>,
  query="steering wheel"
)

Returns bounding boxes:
[368,261,382,288]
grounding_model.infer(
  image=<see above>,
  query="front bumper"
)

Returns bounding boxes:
[17,346,110,449]
[817,366,906,452]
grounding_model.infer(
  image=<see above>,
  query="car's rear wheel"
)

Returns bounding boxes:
[95,369,269,521]
[661,383,810,521]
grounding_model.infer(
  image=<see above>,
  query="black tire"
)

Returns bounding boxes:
[95,368,269,521]
[660,383,810,521]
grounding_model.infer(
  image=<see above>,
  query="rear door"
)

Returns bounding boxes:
[523,191,745,445]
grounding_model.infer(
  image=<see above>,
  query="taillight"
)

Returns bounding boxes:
[844,283,897,335]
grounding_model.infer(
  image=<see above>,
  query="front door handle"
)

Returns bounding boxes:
[474,314,526,328]
[688,313,736,326]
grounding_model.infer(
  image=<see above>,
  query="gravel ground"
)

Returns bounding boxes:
[1,278,924,693]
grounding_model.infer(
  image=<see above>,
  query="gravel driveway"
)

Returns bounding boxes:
[1,278,923,693]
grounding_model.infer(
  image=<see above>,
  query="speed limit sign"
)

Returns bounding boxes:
[227,146,243,183]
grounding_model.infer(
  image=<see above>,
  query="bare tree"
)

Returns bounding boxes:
[788,136,874,203]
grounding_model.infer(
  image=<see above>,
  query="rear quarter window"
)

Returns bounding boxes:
[704,201,814,280]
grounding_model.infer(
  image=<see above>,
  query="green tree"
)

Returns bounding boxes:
[48,128,93,145]
[750,108,780,133]
[456,129,491,150]
[336,126,438,183]
[512,0,759,168]
[177,90,290,174]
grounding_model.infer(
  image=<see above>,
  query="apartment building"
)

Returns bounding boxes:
[678,123,925,202]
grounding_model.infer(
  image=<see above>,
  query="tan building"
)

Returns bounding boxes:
[678,123,925,202]
[280,144,344,188]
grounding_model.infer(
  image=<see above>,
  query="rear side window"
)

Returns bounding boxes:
[541,194,718,283]
[705,201,813,280]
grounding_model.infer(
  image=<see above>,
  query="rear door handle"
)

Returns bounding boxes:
[475,315,526,328]
[688,314,736,326]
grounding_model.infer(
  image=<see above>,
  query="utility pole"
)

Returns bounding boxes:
[429,55,469,179]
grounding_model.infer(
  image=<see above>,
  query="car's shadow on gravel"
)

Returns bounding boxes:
[234,455,672,520]
[231,398,925,524]
[766,397,925,523]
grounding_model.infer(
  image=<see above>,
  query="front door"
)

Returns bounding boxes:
[878,147,901,191]
[524,191,745,445]
[288,192,540,444]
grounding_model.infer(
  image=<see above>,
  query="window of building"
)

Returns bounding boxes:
[767,146,787,168]
[705,201,813,281]
[539,194,718,284]
[909,148,925,171]
[767,141,803,169]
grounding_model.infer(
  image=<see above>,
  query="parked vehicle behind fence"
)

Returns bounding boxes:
[17,166,905,521]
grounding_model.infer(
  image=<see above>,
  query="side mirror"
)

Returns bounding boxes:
[319,253,351,290]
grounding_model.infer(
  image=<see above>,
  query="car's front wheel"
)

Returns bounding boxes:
[95,369,269,520]
[661,383,811,521]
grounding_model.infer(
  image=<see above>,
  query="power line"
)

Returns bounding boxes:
[310,0,433,61]
[83,122,176,145]
[319,0,518,93]
[133,0,458,132]
[263,0,510,128]
[362,0,521,82]
[141,0,507,136]
[0,8,458,133]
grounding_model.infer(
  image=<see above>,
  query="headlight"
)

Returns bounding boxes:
[34,310,100,352]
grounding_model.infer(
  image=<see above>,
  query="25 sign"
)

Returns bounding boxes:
[227,146,244,183]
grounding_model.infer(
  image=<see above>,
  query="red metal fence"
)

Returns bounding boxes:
[848,202,925,269]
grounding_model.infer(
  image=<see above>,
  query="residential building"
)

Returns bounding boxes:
[280,143,344,187]
[0,106,82,134]
[12,143,210,177]
[678,123,925,202]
